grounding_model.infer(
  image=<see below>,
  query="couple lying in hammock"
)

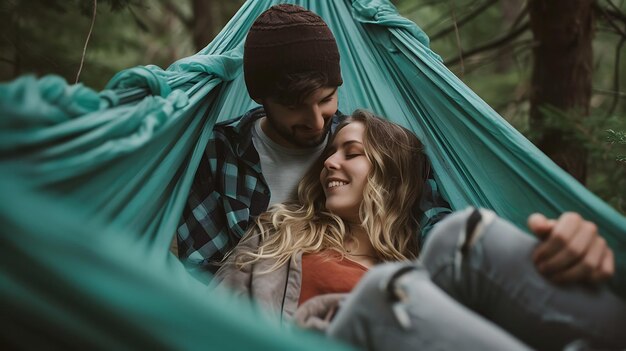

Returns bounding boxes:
[177,4,626,350]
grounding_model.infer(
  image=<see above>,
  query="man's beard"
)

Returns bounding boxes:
[265,115,331,148]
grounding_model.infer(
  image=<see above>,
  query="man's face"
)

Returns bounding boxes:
[260,86,339,149]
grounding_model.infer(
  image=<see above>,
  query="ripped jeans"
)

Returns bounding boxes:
[327,208,626,351]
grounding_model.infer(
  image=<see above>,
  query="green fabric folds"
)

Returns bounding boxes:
[1,0,625,348]
[0,175,346,349]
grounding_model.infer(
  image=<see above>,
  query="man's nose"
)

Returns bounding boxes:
[305,106,325,130]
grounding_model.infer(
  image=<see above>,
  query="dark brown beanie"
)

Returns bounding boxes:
[244,4,342,100]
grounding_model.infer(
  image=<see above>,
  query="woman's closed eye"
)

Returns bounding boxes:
[345,153,363,159]
[344,145,364,159]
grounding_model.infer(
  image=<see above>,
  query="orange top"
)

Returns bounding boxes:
[299,250,368,305]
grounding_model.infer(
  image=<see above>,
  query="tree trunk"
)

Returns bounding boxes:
[192,0,214,51]
[528,0,594,184]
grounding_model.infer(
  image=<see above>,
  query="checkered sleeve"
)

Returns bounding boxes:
[418,178,452,243]
[176,132,247,274]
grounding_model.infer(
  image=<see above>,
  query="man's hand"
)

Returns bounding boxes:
[528,212,614,284]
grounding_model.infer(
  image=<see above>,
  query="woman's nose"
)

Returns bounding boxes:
[324,153,340,170]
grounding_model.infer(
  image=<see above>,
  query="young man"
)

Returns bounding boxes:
[177,4,613,285]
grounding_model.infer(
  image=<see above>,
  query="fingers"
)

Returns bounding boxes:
[590,245,615,283]
[530,212,615,285]
[532,212,582,264]
[527,213,556,240]
[549,232,606,284]
[603,249,615,279]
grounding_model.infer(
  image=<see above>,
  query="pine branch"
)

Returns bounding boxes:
[511,3,529,30]
[75,0,97,84]
[606,129,626,144]
[595,1,626,118]
[449,0,465,77]
[456,38,533,76]
[445,21,531,67]
[596,1,626,36]
[605,0,626,22]
[593,88,626,98]
[424,0,481,34]
[431,0,498,41]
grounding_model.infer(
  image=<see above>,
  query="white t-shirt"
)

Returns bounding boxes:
[251,119,327,206]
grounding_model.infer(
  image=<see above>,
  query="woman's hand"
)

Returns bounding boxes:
[294,293,347,332]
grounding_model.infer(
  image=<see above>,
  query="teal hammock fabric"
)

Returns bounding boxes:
[1,0,625,348]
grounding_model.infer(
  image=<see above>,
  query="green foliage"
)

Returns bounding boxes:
[1,0,624,211]
[606,129,626,163]
[528,105,626,212]
[395,0,626,213]
[0,0,195,89]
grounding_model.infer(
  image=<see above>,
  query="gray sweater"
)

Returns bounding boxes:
[213,233,304,323]
[213,234,347,330]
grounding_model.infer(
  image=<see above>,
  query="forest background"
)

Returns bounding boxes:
[1,0,625,213]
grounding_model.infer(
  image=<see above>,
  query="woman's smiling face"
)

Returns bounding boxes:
[319,122,372,222]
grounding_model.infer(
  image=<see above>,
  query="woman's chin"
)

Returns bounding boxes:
[326,204,360,223]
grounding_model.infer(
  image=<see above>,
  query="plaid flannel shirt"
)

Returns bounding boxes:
[177,107,451,275]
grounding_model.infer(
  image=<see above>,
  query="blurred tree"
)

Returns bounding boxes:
[1,0,624,209]
[0,0,150,88]
[191,0,214,50]
[495,0,525,73]
[160,0,244,52]
[0,0,203,89]
[397,0,625,210]
[528,0,595,184]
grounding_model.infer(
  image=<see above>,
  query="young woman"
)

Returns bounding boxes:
[215,110,626,350]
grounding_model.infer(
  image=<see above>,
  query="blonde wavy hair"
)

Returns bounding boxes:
[234,109,429,272]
